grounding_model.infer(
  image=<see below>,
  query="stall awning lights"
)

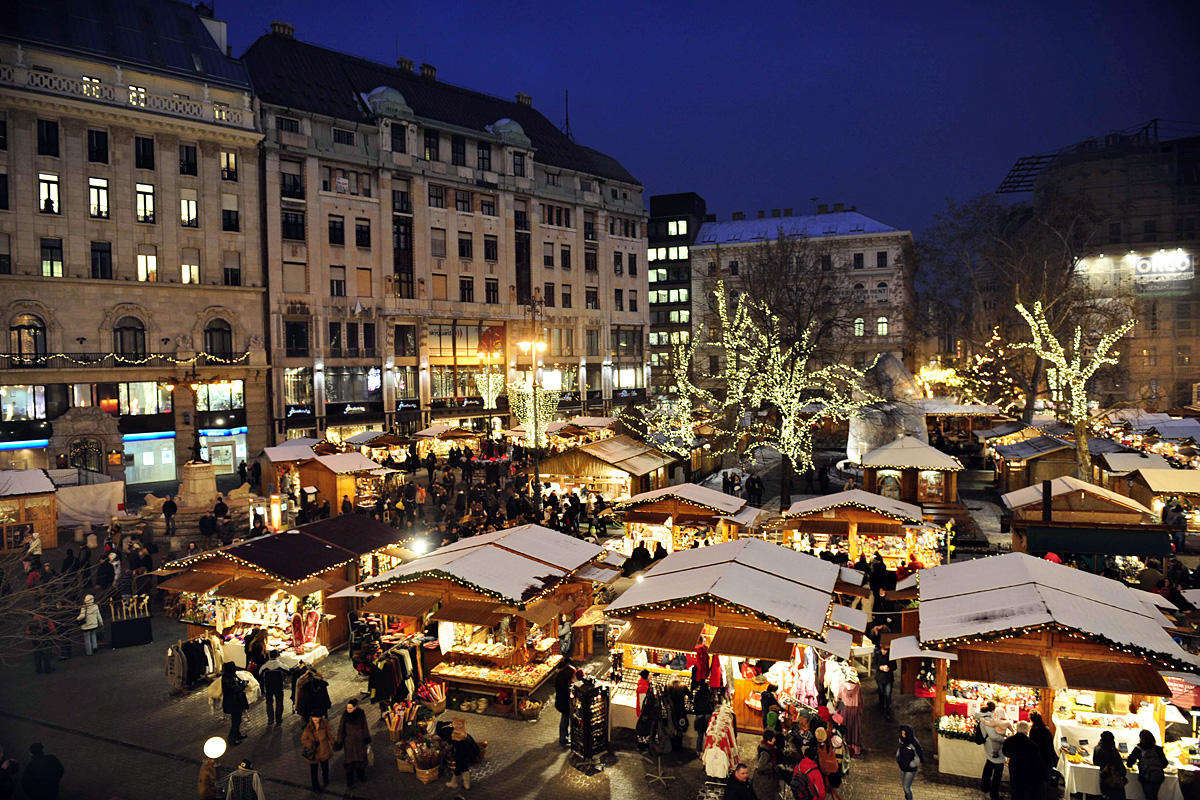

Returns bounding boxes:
[122,431,177,442]
[0,439,50,451]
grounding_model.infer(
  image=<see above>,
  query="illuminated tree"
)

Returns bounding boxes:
[509,371,574,449]
[1014,300,1135,477]
[472,371,505,410]
[953,329,1025,413]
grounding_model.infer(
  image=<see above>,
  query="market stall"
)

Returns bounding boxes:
[0,469,57,551]
[537,434,675,499]
[357,524,620,717]
[1002,475,1157,526]
[1093,451,1172,494]
[414,424,482,457]
[294,452,384,514]
[604,538,868,738]
[159,515,407,674]
[921,399,1003,457]
[567,416,617,441]
[777,489,942,568]
[258,441,317,497]
[613,483,747,555]
[891,553,1200,787]
[859,436,963,505]
[1127,469,1200,531]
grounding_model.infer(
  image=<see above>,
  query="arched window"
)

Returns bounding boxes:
[853,283,865,303]
[876,316,889,337]
[875,281,889,302]
[69,437,103,472]
[204,318,233,358]
[113,316,146,357]
[9,314,47,363]
[853,317,865,337]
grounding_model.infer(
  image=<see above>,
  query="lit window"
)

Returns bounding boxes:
[667,220,678,236]
[137,246,158,282]
[678,246,688,259]
[657,247,667,260]
[213,102,229,122]
[876,316,889,336]
[677,219,688,235]
[38,173,60,214]
[180,187,198,227]
[181,248,200,284]
[136,183,155,223]
[854,318,864,337]
[128,85,147,107]
[647,249,657,262]
[88,177,109,218]
[81,75,102,98]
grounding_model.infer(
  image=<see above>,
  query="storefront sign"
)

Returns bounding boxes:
[343,405,366,414]
[1133,250,1193,284]
[286,405,313,418]
[458,397,482,408]
[396,399,419,411]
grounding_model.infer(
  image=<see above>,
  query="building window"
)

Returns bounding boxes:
[614,252,624,274]
[113,316,146,356]
[179,144,197,175]
[484,235,498,261]
[428,184,445,208]
[221,193,239,231]
[431,228,446,258]
[394,325,417,356]
[355,219,371,248]
[853,252,864,269]
[557,245,570,270]
[328,322,342,356]
[128,85,147,107]
[451,135,466,166]
[561,286,572,308]
[332,128,355,146]
[280,161,303,198]
[546,172,560,187]
[455,190,472,213]
[9,314,46,362]
[424,130,439,161]
[356,267,372,297]
[480,195,497,216]
[458,233,473,259]
[874,281,889,303]
[91,242,112,279]
[220,150,237,181]
[853,317,865,337]
[629,253,638,277]
[212,102,229,122]
[87,129,108,163]
[485,278,499,304]
[330,266,346,297]
[629,290,638,312]
[876,251,888,269]
[512,151,526,177]
[585,288,599,310]
[728,260,739,276]
[459,276,474,302]
[223,252,241,286]
[204,319,233,358]
[88,177,109,218]
[585,249,597,272]
[514,199,529,230]
[392,184,412,214]
[0,173,6,211]
[180,247,199,284]
[544,282,555,307]
[40,238,63,277]
[37,119,59,157]
[284,321,309,357]
[135,183,155,223]
[1142,347,1157,367]
[328,215,344,245]
[614,289,624,311]
[363,322,376,357]
[134,136,155,170]
[390,123,406,153]
[180,187,198,227]
[876,316,889,337]
[477,142,492,171]
[543,242,555,267]
[136,245,158,282]
[38,173,60,214]
[281,210,305,240]
[276,116,300,134]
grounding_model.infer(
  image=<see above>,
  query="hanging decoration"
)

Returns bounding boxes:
[8,349,252,367]
[472,370,505,410]
[509,370,574,448]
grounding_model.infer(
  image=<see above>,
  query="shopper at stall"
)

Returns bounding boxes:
[1002,720,1043,800]
[554,660,574,747]
[665,678,689,751]
[975,702,1009,800]
[759,682,782,731]
[635,669,652,716]
[896,726,923,800]
[790,748,825,800]
[259,650,288,727]
[1093,730,1127,800]
[873,639,895,720]
[300,715,333,792]
[752,732,780,799]
[441,718,480,791]
[724,763,755,800]
[76,594,102,656]
[1028,712,1058,789]
[1126,730,1167,800]
[222,662,249,745]
[295,668,332,719]
[815,727,844,800]
[692,677,715,755]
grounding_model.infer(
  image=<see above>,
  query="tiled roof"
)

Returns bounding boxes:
[695,210,900,245]
[241,33,639,185]
[7,0,251,88]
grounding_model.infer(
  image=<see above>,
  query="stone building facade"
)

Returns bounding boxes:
[0,2,267,483]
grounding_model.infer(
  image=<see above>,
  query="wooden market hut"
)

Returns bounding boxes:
[992,436,1130,494]
[605,538,868,733]
[414,424,482,457]
[1126,468,1200,523]
[615,483,749,551]
[158,515,406,651]
[538,434,675,498]
[0,469,57,551]
[1002,475,1156,525]
[778,489,934,566]
[258,441,317,495]
[921,398,1003,444]
[357,524,621,704]
[294,452,383,512]
[859,435,964,505]
[1092,451,1171,494]
[890,553,1200,780]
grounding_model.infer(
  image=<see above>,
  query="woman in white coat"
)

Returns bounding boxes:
[77,594,103,655]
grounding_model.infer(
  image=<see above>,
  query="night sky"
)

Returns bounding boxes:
[220,0,1200,234]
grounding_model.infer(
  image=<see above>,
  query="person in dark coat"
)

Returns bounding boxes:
[213,496,228,519]
[624,541,652,576]
[1002,720,1043,800]
[296,668,331,719]
[664,678,689,751]
[1028,712,1057,788]
[1092,730,1127,800]
[221,662,248,745]
[1126,729,1168,800]
[724,762,755,800]
[440,718,480,791]
[692,678,715,754]
[874,638,896,719]
[20,743,63,800]
[652,542,668,562]
[336,699,371,788]
[198,511,218,547]
[554,661,574,747]
[162,495,178,534]
[258,650,288,727]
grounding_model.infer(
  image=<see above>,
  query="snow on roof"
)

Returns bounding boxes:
[575,435,674,476]
[1130,468,1200,495]
[263,444,317,462]
[975,422,1039,442]
[0,469,55,497]
[1106,410,1173,427]
[993,435,1071,461]
[718,506,772,527]
[360,524,602,604]
[607,539,845,637]
[344,430,385,445]
[619,483,746,514]
[860,436,963,471]
[786,489,925,524]
[279,437,320,447]
[1095,452,1172,474]
[921,398,1000,416]
[1146,419,1200,441]
[568,416,616,430]
[507,421,568,435]
[309,452,382,474]
[1000,475,1154,515]
[695,210,899,246]
[917,552,1198,667]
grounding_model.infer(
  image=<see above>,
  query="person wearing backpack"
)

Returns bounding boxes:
[815,727,844,800]
[1092,730,1127,800]
[790,747,826,800]
[896,725,923,800]
[1126,729,1167,800]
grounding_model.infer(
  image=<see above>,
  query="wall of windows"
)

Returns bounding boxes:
[118,382,172,415]
[324,367,381,403]
[194,380,245,411]
[284,367,313,406]
[0,385,46,421]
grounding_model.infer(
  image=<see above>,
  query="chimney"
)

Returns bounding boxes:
[419,63,436,80]
[756,210,765,219]
[849,205,857,212]
[396,57,414,73]
[515,92,532,106]
[732,211,745,221]
[833,202,845,212]
[817,203,828,214]
[703,213,716,222]
[771,209,781,218]
[784,207,793,217]
[269,20,294,38]
[1042,479,1053,523]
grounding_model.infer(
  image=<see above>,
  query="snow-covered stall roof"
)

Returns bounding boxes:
[859,436,963,471]
[1000,475,1154,516]
[0,469,55,497]
[568,416,617,430]
[1146,419,1200,441]
[263,444,317,462]
[785,489,925,524]
[993,435,1071,461]
[606,538,859,638]
[571,435,674,477]
[717,505,772,528]
[921,398,1000,416]
[307,452,382,474]
[344,430,385,445]
[1129,468,1200,496]
[1094,452,1171,475]
[917,552,1199,668]
[618,483,746,515]
[359,524,603,605]
[1106,410,1173,428]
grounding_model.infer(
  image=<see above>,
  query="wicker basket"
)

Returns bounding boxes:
[493,702,513,716]
[395,756,414,774]
[518,701,542,720]
[414,765,440,784]
[422,698,446,715]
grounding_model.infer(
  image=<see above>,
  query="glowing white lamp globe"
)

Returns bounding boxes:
[203,737,227,759]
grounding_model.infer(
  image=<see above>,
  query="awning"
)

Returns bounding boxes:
[509,596,575,629]
[1058,658,1170,696]
[709,626,794,662]
[950,649,1048,688]
[574,563,622,585]
[1020,525,1172,556]
[572,604,609,628]
[788,628,853,660]
[829,604,868,632]
[615,618,702,653]
[158,572,230,594]
[429,599,506,627]
[359,592,439,619]
[275,577,331,599]
[212,577,280,603]
[888,635,956,661]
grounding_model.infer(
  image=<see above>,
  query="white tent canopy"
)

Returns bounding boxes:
[786,489,925,524]
[0,469,55,497]
[859,436,963,471]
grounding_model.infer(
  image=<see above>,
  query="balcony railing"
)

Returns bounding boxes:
[0,350,250,370]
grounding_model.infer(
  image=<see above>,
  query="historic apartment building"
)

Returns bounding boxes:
[646,193,706,395]
[243,24,648,443]
[0,1,267,484]
[1003,122,1200,408]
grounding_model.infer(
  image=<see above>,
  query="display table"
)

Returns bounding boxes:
[109,617,153,649]
[278,645,329,669]
[1057,756,1184,800]
[936,734,986,778]
[1053,714,1149,754]
[432,655,561,717]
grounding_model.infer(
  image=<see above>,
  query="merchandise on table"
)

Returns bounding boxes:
[937,714,978,741]
[432,653,562,689]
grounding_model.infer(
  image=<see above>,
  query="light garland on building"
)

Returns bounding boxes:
[9,349,252,367]
[472,371,505,410]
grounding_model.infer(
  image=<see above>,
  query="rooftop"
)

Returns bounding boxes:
[695,210,900,246]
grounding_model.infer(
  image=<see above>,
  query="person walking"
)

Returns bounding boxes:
[752,732,779,800]
[300,715,333,792]
[221,662,248,745]
[20,743,63,800]
[1092,730,1128,800]
[874,638,895,719]
[1028,712,1058,792]
[724,762,755,800]
[1126,729,1168,800]
[336,699,371,788]
[27,615,56,674]
[76,594,102,656]
[554,660,574,747]
[259,650,288,727]
[441,718,480,791]
[1002,720,1043,800]
[896,726,923,800]
[975,702,1010,800]
[237,460,248,486]
[162,495,178,535]
[224,759,266,800]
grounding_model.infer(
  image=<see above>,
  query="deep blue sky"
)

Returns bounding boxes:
[220,0,1199,234]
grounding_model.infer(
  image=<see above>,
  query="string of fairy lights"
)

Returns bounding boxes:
[472,371,505,411]
[8,350,252,367]
[508,375,568,449]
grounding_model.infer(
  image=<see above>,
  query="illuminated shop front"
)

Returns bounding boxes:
[122,431,178,484]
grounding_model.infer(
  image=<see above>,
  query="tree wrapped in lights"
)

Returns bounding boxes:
[472,371,505,410]
[954,328,1025,413]
[1014,301,1135,477]
[509,370,574,449]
